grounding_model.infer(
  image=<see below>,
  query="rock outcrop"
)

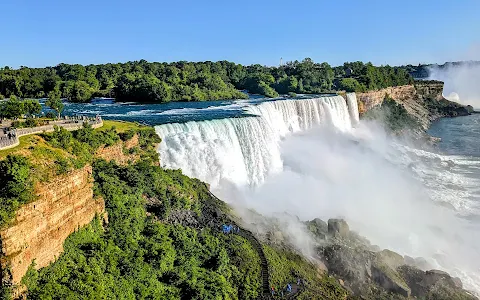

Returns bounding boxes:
[96,134,139,165]
[310,218,477,299]
[0,165,106,288]
[356,82,474,131]
[327,219,350,238]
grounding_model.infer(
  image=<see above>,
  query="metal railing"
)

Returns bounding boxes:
[0,118,103,150]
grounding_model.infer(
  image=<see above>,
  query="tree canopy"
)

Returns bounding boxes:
[0,59,413,103]
[46,88,64,118]
[0,96,42,119]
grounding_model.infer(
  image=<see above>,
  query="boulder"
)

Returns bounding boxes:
[319,244,374,294]
[307,218,328,239]
[398,265,429,297]
[452,277,463,289]
[372,250,409,297]
[271,230,284,243]
[328,219,350,238]
[427,278,477,300]
[371,263,411,297]
[313,218,328,232]
[424,269,451,286]
[166,209,199,227]
[467,105,475,114]
[375,249,404,269]
[398,266,473,299]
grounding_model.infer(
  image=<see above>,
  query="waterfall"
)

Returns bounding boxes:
[156,95,358,187]
[346,93,360,126]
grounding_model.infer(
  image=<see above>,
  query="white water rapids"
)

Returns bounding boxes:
[156,94,480,294]
[157,95,355,187]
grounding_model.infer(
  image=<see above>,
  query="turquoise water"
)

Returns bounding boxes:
[61,99,259,125]
[429,114,480,157]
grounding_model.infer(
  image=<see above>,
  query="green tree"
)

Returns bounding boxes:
[338,78,366,92]
[70,80,93,102]
[46,88,64,119]
[23,99,42,117]
[0,155,34,227]
[0,95,24,119]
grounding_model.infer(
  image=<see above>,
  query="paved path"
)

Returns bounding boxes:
[0,118,103,150]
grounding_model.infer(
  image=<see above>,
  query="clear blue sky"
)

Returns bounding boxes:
[2,0,479,68]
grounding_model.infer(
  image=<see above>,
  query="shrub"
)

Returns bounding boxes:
[45,111,57,119]
[0,155,34,227]
[25,118,38,127]
[119,129,136,142]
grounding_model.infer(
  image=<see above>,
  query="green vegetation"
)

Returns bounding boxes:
[23,99,42,117]
[17,156,347,299]
[0,96,42,119]
[0,122,159,228]
[264,246,348,300]
[338,78,366,92]
[10,118,50,129]
[21,159,263,299]
[0,59,413,102]
[0,120,349,299]
[100,120,143,133]
[363,96,420,132]
[0,155,34,227]
[0,96,43,120]
[46,87,64,119]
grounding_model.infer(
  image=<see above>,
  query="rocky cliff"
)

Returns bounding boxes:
[0,165,105,288]
[0,133,142,294]
[96,134,139,165]
[356,82,474,131]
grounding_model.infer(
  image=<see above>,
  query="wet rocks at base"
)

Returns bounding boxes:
[306,218,477,299]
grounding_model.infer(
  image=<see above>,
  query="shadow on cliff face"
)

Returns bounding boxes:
[215,120,480,295]
[428,64,480,109]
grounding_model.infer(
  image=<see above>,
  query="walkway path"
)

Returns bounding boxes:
[204,185,303,300]
[0,118,103,150]
[237,228,271,296]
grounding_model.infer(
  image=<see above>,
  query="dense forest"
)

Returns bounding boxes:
[0,59,413,103]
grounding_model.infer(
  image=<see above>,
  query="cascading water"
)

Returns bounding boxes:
[155,94,480,294]
[346,93,360,126]
[156,95,354,187]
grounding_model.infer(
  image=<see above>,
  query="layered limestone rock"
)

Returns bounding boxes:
[96,134,139,165]
[355,82,474,131]
[356,85,431,130]
[0,165,105,286]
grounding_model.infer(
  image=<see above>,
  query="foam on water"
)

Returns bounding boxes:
[156,95,352,186]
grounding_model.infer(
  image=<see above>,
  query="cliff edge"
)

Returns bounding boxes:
[356,81,474,132]
[0,121,158,297]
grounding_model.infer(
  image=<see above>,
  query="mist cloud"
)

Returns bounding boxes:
[428,63,480,108]
[217,121,480,294]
